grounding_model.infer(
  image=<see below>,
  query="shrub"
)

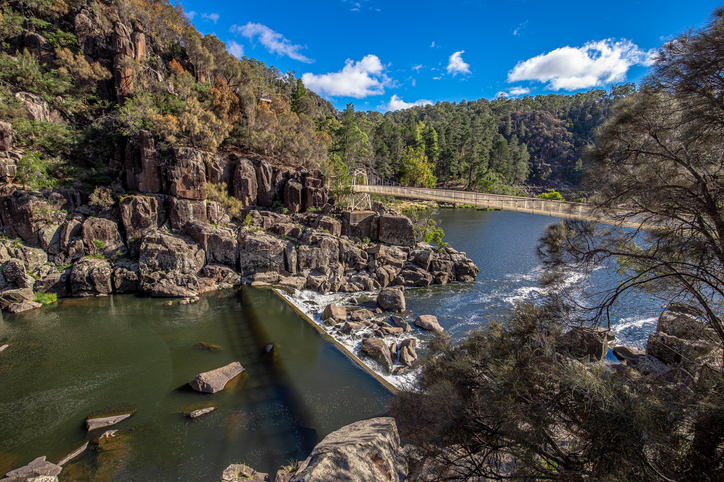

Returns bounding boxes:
[243,214,253,226]
[206,182,243,217]
[15,152,58,189]
[538,189,564,201]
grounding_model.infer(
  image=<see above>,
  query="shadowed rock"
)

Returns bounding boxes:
[289,417,406,482]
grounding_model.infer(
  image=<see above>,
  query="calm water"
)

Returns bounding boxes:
[0,288,391,481]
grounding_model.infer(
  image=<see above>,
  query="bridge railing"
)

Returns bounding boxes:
[355,185,594,220]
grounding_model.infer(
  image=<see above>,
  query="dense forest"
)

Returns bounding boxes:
[337,84,636,197]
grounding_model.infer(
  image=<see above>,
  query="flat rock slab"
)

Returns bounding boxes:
[86,413,132,431]
[189,361,245,393]
[188,407,215,418]
[57,442,89,466]
[2,456,62,482]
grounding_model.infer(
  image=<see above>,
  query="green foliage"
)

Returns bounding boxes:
[207,183,243,217]
[409,209,445,247]
[243,213,253,226]
[538,189,565,200]
[32,292,57,305]
[93,239,105,249]
[15,152,58,189]
[399,146,436,188]
[393,300,724,481]
[362,236,371,244]
[319,228,329,234]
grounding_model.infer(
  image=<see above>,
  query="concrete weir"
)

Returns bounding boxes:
[271,288,399,395]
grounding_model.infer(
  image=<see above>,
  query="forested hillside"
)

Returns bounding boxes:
[339,84,636,196]
[0,0,335,192]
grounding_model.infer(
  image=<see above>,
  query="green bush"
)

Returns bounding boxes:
[538,189,564,201]
[15,152,58,189]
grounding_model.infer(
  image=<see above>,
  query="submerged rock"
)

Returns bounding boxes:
[86,413,132,431]
[189,361,245,393]
[1,456,62,482]
[289,417,406,482]
[57,442,89,466]
[187,407,215,418]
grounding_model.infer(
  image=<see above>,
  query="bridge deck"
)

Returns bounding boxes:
[354,185,644,228]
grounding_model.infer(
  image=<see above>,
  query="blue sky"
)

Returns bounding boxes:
[178,0,722,112]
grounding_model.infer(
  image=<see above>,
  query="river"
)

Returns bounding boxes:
[286,208,662,387]
[0,208,661,480]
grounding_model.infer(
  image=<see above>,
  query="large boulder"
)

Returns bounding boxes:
[657,305,718,342]
[321,304,346,323]
[647,332,722,372]
[414,315,444,333]
[189,361,245,393]
[558,327,614,361]
[0,288,34,310]
[238,230,286,275]
[430,259,456,285]
[82,218,126,258]
[1,456,62,482]
[377,287,406,312]
[138,231,205,297]
[167,147,206,200]
[120,195,159,242]
[289,417,406,482]
[396,265,433,287]
[360,338,393,374]
[233,158,258,206]
[183,222,238,269]
[297,236,340,274]
[70,258,112,296]
[399,338,417,367]
[169,198,207,229]
[34,270,71,298]
[112,262,139,293]
[377,214,415,246]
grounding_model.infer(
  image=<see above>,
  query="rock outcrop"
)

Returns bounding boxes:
[289,417,406,482]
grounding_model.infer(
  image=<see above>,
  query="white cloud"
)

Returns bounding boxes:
[227,40,244,59]
[508,39,655,91]
[302,55,392,98]
[431,41,436,48]
[513,20,528,36]
[201,12,219,24]
[509,86,530,96]
[187,11,197,20]
[412,64,423,72]
[231,22,313,63]
[433,76,442,80]
[447,51,470,75]
[381,95,433,112]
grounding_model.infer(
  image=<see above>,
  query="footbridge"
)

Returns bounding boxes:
[353,184,644,228]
